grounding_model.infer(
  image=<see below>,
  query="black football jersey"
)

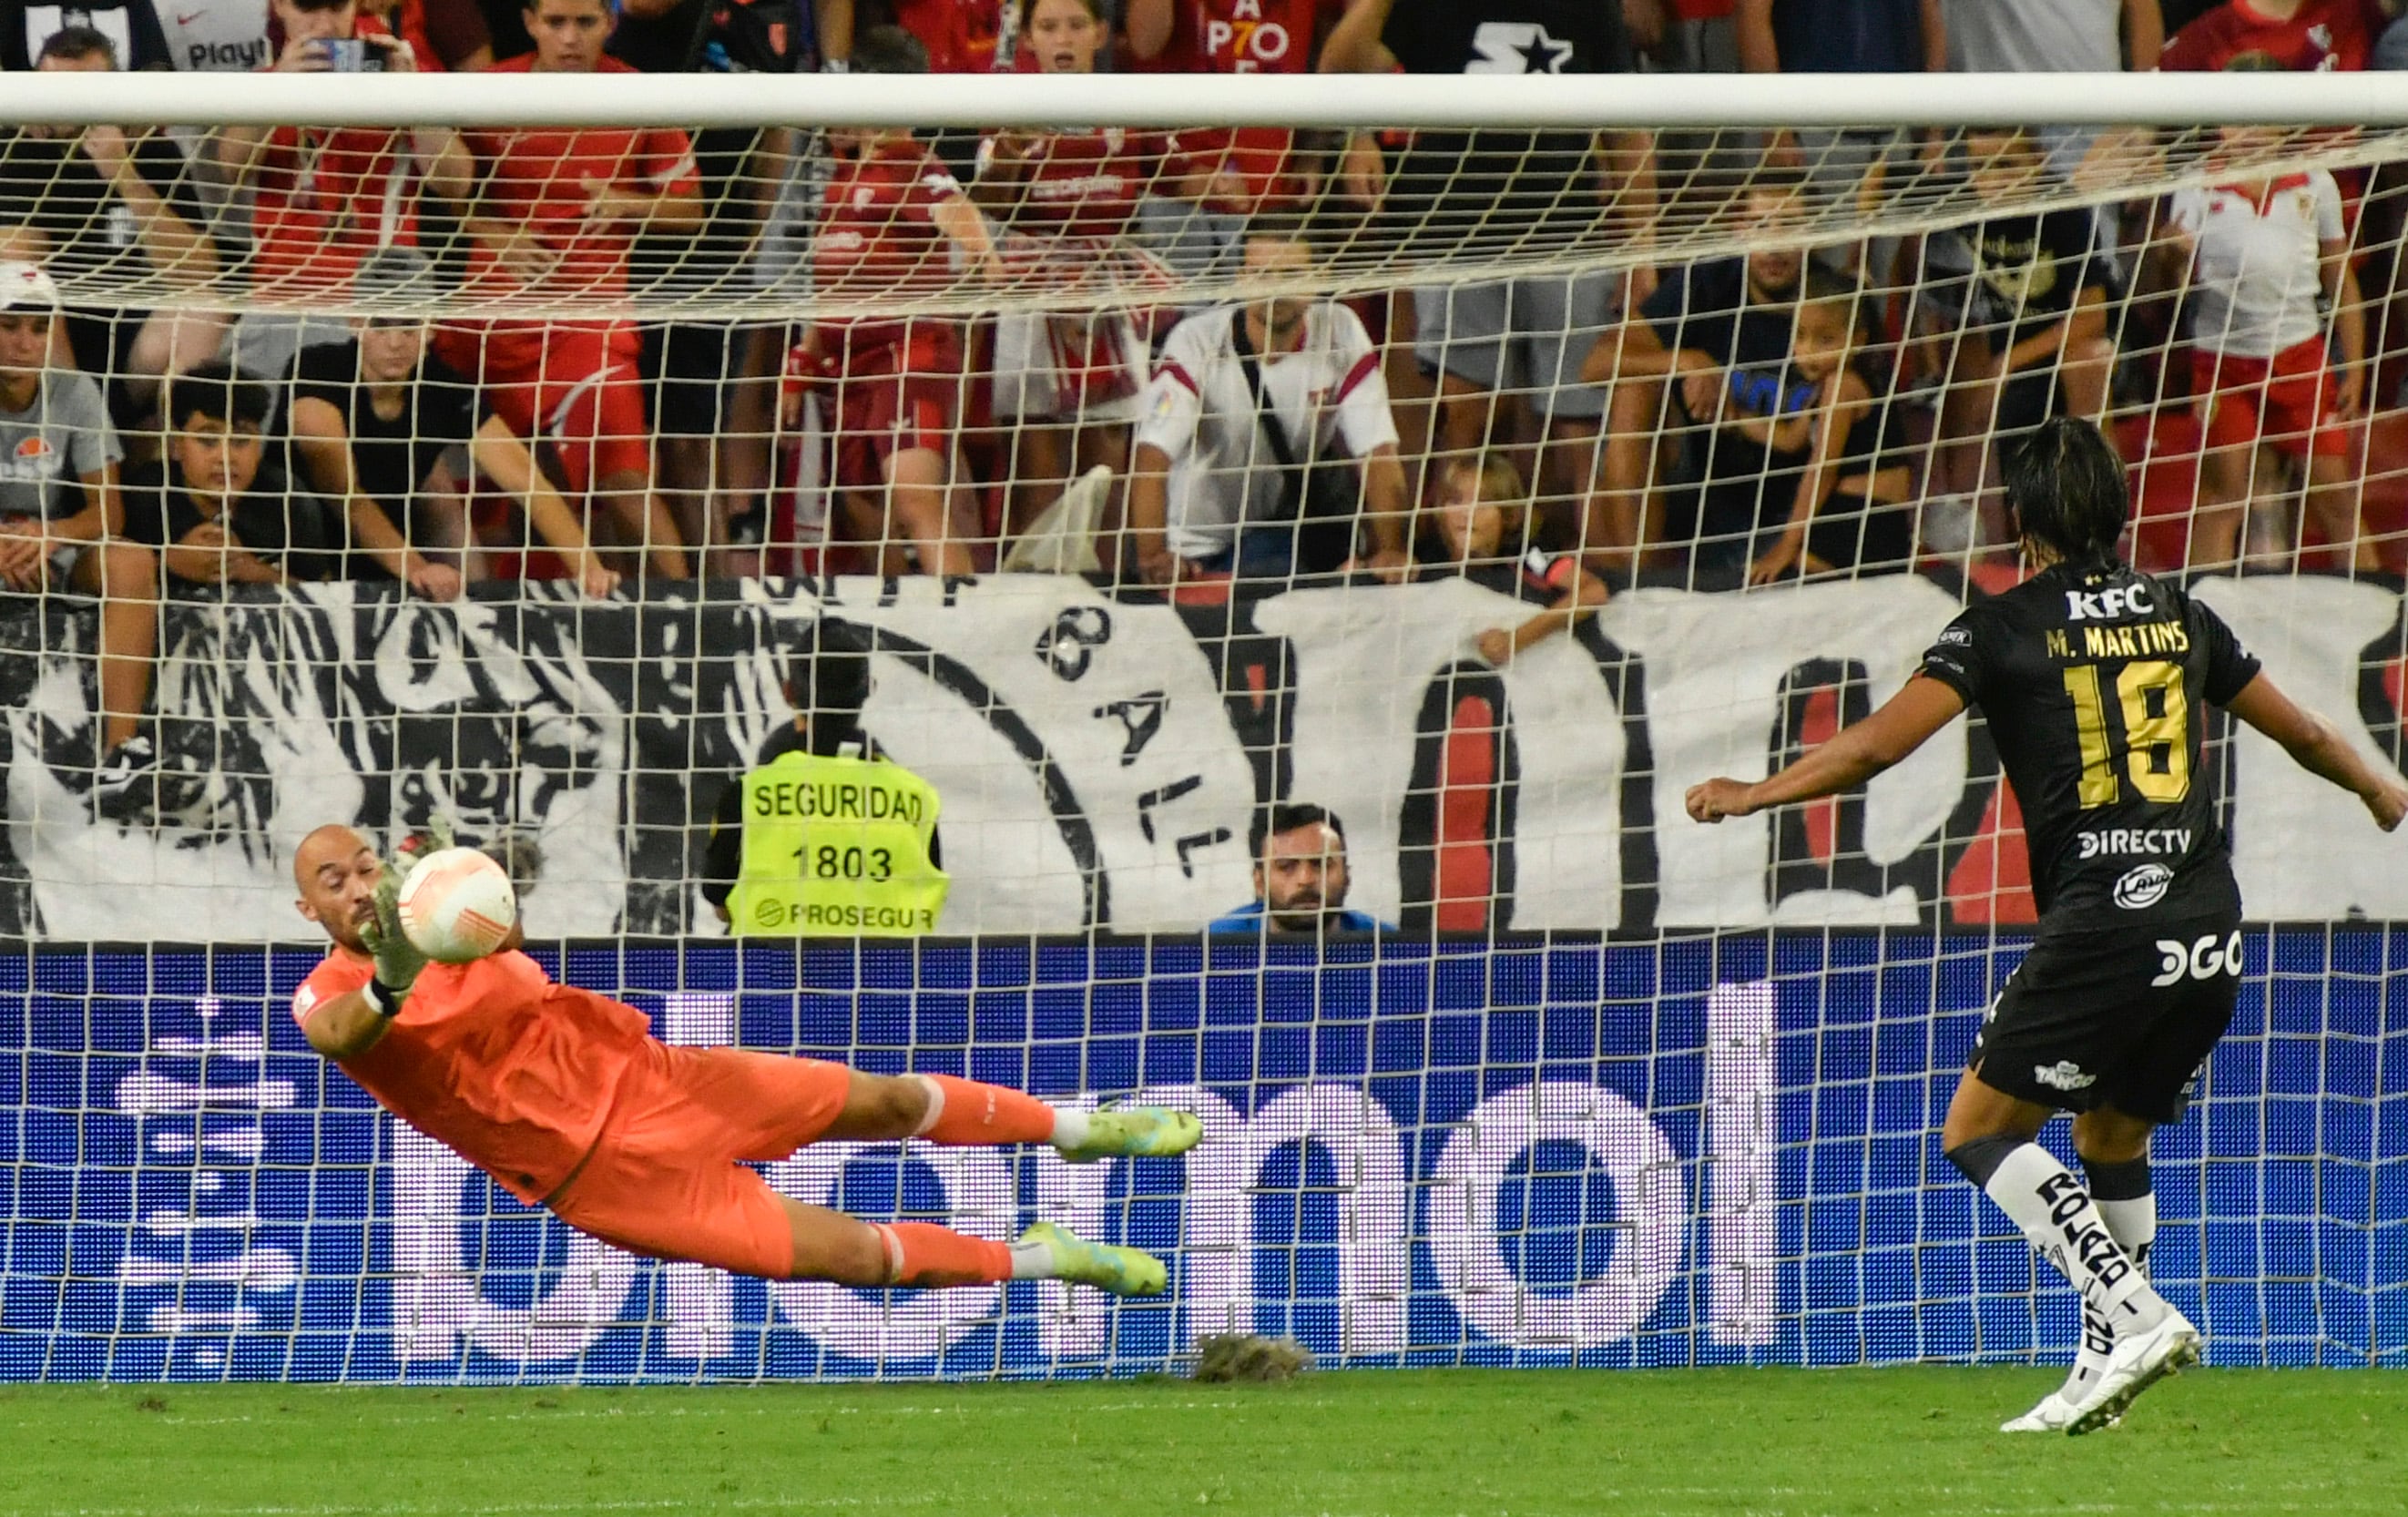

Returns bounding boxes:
[1381,0,1630,75]
[1378,0,1631,249]
[1918,563,2260,922]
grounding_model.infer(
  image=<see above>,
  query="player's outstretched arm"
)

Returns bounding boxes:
[1687,674,1965,823]
[2225,674,2408,831]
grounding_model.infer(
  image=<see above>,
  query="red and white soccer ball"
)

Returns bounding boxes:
[396,847,517,963]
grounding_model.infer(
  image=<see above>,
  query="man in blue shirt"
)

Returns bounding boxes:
[1209,803,1393,935]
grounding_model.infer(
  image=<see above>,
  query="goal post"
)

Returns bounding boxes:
[0,71,2403,1382]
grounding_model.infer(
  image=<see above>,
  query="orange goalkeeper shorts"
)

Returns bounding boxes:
[545,1041,853,1279]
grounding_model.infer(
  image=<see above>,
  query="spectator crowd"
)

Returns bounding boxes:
[5,0,2408,810]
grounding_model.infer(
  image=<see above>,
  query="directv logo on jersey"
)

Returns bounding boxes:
[2112,862,2174,910]
[2079,829,2193,860]
[1465,22,1574,74]
[2034,1060,2097,1092]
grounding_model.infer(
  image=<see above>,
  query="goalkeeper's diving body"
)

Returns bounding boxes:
[1687,418,2408,1435]
[290,825,1199,1292]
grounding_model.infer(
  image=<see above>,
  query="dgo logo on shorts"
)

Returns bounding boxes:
[2113,863,2174,910]
[2150,929,2244,987]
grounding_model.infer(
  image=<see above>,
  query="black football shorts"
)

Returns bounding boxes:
[1970,910,2244,1123]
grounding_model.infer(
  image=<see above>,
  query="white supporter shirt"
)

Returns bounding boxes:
[2170,170,2344,360]
[1133,302,1398,561]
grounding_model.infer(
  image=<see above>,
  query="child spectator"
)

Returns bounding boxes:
[1419,453,1609,667]
[973,0,1168,545]
[1588,168,1808,576]
[1705,268,1917,585]
[2160,0,2378,72]
[2,0,172,69]
[2160,129,2371,571]
[795,25,1005,577]
[1923,124,2115,531]
[119,361,337,588]
[286,250,620,599]
[434,0,698,584]
[0,26,221,428]
[0,260,160,813]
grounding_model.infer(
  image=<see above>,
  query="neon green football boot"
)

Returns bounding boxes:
[1057,1105,1204,1163]
[1019,1220,1168,1296]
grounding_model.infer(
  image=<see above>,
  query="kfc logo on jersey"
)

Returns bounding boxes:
[1465,21,1575,74]
[2065,585,2153,621]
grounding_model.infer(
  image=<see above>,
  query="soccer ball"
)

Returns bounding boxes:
[396,847,517,963]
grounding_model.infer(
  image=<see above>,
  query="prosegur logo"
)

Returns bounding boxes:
[2113,863,2173,910]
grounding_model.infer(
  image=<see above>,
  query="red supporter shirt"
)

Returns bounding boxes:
[984,127,1168,240]
[814,136,967,360]
[889,0,1009,71]
[1144,0,1341,210]
[292,947,653,1203]
[2159,0,2378,71]
[460,55,699,300]
[247,17,432,297]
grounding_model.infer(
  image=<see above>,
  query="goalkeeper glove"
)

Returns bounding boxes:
[357,865,427,1017]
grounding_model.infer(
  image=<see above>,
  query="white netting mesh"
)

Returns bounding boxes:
[0,70,2404,1383]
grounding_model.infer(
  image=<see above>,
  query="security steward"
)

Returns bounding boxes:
[703,625,949,936]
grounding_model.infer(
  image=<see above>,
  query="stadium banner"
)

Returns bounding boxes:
[4,572,2406,941]
[2,932,2399,1383]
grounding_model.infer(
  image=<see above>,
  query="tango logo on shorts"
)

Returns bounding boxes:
[2112,863,2174,910]
[2034,1060,2097,1093]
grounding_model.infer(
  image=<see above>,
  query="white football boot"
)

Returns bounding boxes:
[2066,1308,2200,1436]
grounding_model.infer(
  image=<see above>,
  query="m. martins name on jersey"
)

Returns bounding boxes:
[1917,563,2260,922]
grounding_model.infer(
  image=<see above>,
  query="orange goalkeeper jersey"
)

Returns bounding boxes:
[293,948,653,1203]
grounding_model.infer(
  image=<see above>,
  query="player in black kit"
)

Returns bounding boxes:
[1688,419,2408,1435]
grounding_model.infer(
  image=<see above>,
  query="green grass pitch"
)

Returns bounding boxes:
[4,1369,2400,1516]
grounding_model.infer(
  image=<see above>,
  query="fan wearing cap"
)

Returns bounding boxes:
[0,260,163,813]
[701,623,951,937]
[286,249,617,600]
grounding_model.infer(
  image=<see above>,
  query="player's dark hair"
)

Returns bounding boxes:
[1250,802,1346,863]
[786,620,872,756]
[167,361,273,434]
[852,24,931,75]
[36,25,117,66]
[2005,417,2128,574]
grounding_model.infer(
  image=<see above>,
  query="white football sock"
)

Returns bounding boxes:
[1048,1106,1091,1151]
[1008,1239,1056,1279]
[1985,1143,2168,1333]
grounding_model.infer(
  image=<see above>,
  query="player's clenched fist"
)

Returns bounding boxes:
[1685,779,1757,824]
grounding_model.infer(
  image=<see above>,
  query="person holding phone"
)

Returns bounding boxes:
[211,0,472,375]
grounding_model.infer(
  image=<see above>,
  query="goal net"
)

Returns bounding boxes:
[0,70,2403,1382]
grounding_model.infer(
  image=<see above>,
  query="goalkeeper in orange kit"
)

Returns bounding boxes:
[289,822,1198,1291]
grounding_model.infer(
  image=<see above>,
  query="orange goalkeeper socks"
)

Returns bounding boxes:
[912,1074,1059,1145]
[872,1222,1013,1287]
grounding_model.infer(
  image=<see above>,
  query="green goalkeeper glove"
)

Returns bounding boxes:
[357,864,426,1017]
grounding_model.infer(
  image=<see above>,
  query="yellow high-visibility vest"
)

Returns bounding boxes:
[727,749,948,936]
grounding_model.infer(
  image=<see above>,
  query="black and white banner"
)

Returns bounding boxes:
[3,571,2404,940]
